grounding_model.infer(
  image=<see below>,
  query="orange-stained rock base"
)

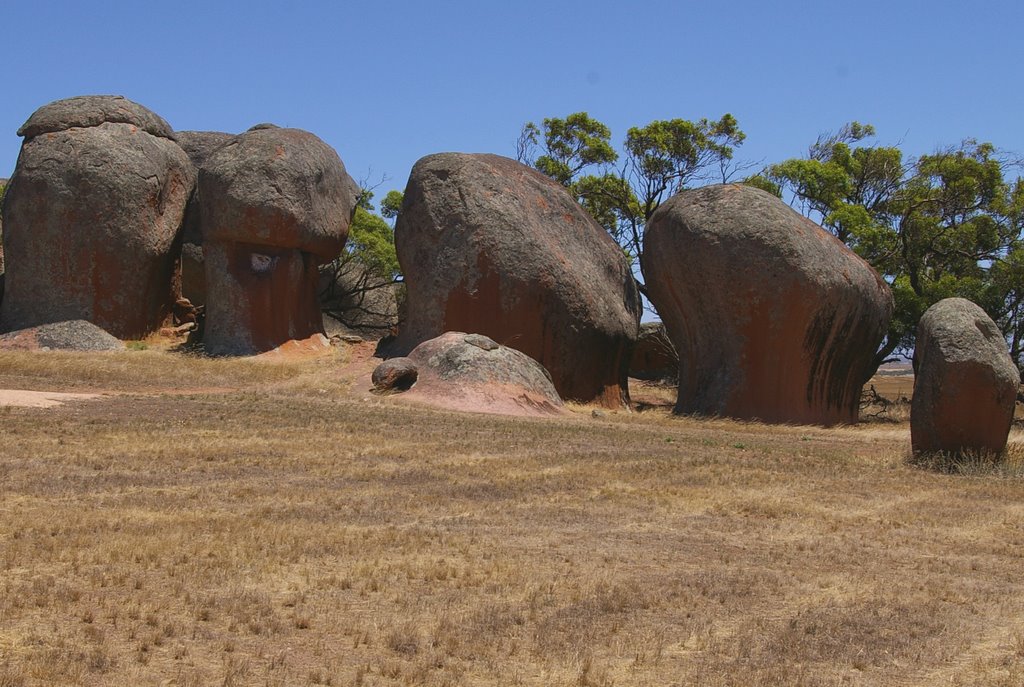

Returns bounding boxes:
[202,241,326,356]
[441,256,630,409]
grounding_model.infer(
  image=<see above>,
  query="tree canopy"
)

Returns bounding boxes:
[517,112,747,300]
[752,125,1024,369]
[518,114,1024,374]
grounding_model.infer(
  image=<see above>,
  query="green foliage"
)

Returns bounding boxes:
[380,190,404,221]
[518,112,747,296]
[765,124,1024,369]
[343,190,400,281]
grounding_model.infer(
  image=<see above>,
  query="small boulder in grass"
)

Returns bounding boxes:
[911,298,1020,458]
[372,357,419,392]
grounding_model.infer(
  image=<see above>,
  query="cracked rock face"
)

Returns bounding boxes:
[643,184,893,426]
[197,126,360,355]
[392,153,640,408]
[911,298,1020,457]
[0,95,195,339]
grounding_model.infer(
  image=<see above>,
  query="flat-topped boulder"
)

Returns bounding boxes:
[17,95,175,140]
[643,184,893,425]
[392,153,640,408]
[911,298,1020,457]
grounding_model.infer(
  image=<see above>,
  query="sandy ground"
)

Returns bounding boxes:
[0,389,103,407]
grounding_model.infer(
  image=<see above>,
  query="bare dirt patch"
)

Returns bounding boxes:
[0,389,104,408]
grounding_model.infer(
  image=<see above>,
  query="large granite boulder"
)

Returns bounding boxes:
[392,153,640,408]
[643,184,893,425]
[397,331,563,416]
[198,125,360,355]
[911,298,1019,456]
[0,96,195,339]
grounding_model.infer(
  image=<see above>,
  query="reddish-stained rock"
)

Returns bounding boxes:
[398,331,564,416]
[0,96,194,339]
[197,125,361,356]
[392,153,640,408]
[643,184,893,426]
[911,298,1019,456]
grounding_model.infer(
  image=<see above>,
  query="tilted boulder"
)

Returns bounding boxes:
[392,153,640,408]
[643,184,893,425]
[198,125,360,355]
[399,331,563,416]
[0,96,195,339]
[911,298,1019,456]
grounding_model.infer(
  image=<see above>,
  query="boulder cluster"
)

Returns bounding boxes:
[0,95,1017,449]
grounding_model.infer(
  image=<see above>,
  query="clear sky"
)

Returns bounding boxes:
[2,0,1022,199]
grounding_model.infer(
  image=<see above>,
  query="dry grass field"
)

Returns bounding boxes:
[1,347,1024,686]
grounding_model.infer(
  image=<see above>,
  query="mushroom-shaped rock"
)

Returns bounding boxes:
[399,331,563,416]
[0,96,195,339]
[392,153,640,408]
[911,298,1020,457]
[643,184,893,425]
[197,126,360,356]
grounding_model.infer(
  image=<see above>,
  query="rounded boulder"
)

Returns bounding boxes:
[911,298,1020,457]
[393,153,640,408]
[1,96,194,339]
[400,331,563,416]
[642,184,893,425]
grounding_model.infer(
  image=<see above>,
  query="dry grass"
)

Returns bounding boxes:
[1,350,1023,685]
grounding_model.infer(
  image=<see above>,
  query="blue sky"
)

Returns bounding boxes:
[2,1,1022,200]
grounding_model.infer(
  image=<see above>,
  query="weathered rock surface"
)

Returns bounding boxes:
[197,126,360,356]
[630,321,678,381]
[17,95,174,140]
[397,331,563,416]
[319,260,399,338]
[392,153,640,408]
[911,298,1019,456]
[175,129,234,249]
[1,96,194,339]
[643,184,893,425]
[371,357,418,392]
[0,319,124,351]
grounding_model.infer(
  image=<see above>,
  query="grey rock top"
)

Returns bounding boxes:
[198,126,360,257]
[17,95,175,140]
[917,297,1016,366]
